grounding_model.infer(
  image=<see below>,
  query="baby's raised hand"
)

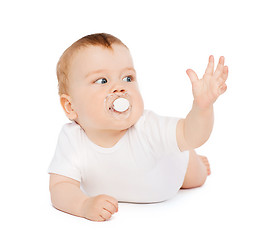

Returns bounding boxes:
[82,194,118,221]
[186,56,228,109]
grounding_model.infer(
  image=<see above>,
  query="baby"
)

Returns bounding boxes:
[48,33,228,222]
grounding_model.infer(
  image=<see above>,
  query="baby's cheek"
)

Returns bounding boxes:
[132,94,144,119]
[136,93,144,110]
[87,101,102,116]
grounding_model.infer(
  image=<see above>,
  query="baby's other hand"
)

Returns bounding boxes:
[186,55,229,109]
[82,194,118,221]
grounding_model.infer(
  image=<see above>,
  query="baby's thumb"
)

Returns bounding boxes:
[186,69,199,85]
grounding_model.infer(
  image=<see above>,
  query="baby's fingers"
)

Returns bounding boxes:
[100,208,112,220]
[218,83,227,95]
[222,65,229,81]
[104,200,117,214]
[214,56,225,78]
[99,199,118,221]
[204,55,214,76]
[216,65,228,86]
[186,69,199,85]
[105,196,118,212]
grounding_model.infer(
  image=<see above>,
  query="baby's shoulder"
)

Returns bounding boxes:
[59,121,84,146]
[61,121,81,134]
[61,121,81,133]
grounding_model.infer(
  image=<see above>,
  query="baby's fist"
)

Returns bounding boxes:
[82,194,118,221]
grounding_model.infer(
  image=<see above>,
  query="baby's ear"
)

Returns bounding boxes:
[60,94,78,121]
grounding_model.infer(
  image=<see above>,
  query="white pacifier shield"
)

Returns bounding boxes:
[113,98,130,112]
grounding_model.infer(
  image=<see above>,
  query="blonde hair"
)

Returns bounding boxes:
[56,33,127,95]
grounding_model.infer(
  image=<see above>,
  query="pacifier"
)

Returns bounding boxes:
[113,98,130,112]
[104,92,132,120]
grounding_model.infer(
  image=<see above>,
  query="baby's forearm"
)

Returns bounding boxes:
[50,182,89,218]
[183,101,214,149]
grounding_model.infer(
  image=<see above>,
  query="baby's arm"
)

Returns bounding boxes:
[177,56,228,151]
[49,173,118,221]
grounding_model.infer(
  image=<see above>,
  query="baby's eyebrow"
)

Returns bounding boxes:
[85,67,136,78]
[121,67,136,74]
[85,69,106,78]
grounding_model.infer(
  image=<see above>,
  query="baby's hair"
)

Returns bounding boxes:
[57,33,127,96]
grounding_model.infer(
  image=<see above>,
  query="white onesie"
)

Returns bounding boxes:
[48,110,189,203]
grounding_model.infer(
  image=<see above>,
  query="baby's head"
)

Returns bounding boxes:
[57,33,144,133]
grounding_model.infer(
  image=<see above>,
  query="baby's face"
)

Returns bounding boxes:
[67,44,144,133]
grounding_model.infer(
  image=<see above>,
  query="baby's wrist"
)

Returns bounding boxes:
[80,197,93,219]
[192,100,213,114]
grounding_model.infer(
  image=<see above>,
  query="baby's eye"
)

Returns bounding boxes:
[122,76,132,82]
[95,78,108,84]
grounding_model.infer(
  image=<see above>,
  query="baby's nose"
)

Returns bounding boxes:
[113,89,126,94]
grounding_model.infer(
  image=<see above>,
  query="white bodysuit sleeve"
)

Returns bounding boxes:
[48,122,82,182]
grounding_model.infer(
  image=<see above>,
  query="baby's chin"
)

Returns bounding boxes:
[107,106,144,130]
[109,113,140,129]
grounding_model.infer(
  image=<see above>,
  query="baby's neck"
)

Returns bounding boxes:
[84,128,127,148]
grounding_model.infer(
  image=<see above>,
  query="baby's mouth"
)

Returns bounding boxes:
[104,93,132,120]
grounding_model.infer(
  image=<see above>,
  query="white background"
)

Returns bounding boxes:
[1,0,268,239]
